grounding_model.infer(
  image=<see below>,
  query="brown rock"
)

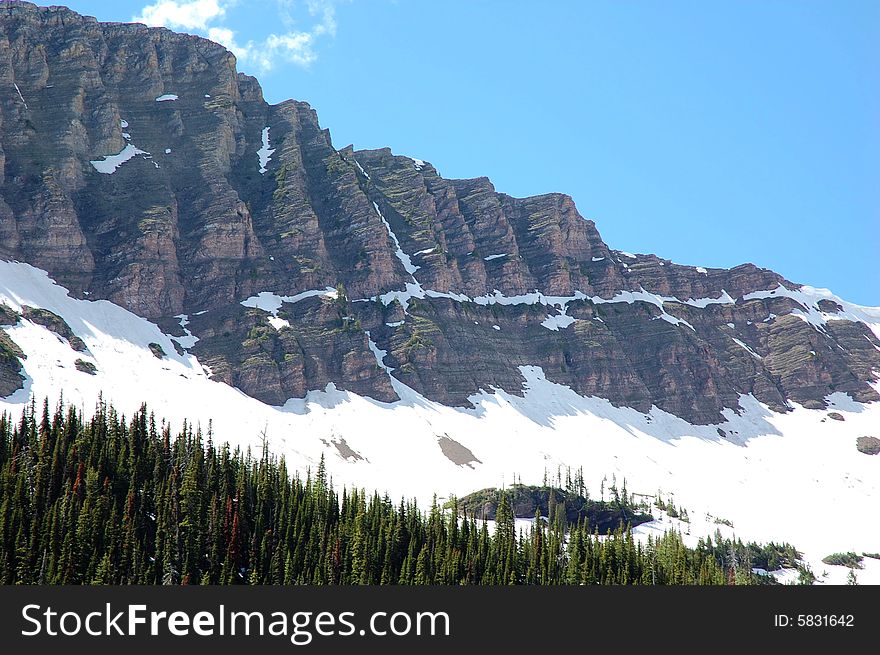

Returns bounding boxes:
[856,437,880,455]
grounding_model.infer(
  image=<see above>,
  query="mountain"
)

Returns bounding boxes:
[1,2,879,582]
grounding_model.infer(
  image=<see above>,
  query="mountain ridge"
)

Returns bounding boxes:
[1,1,879,428]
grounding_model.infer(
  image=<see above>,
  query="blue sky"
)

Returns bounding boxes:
[62,0,879,304]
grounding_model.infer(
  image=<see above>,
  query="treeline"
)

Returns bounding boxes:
[0,399,795,585]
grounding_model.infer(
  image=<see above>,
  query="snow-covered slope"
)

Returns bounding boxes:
[1,260,878,583]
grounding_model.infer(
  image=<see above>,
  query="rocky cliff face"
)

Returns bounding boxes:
[1,2,879,423]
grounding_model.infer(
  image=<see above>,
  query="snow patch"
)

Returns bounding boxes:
[90,143,150,174]
[257,127,275,175]
[172,315,198,349]
[353,159,370,179]
[541,313,576,331]
[241,288,338,315]
[13,82,27,109]
[685,290,735,308]
[373,202,419,276]
[731,337,762,359]
[365,331,394,374]
[268,316,290,331]
[654,313,695,330]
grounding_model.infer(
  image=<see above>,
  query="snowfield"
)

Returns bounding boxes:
[1,260,879,584]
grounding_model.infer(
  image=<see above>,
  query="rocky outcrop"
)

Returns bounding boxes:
[0,312,24,396]
[189,293,397,406]
[1,2,878,423]
[455,485,653,533]
[20,306,86,350]
[856,437,880,456]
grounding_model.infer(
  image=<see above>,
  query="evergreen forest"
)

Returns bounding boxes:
[0,399,808,585]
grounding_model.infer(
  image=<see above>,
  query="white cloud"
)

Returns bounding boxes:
[204,26,317,72]
[312,0,339,35]
[206,26,245,54]
[133,0,229,30]
[133,0,342,73]
[261,32,318,69]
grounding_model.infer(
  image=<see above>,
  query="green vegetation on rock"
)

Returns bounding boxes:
[74,359,97,375]
[0,305,19,326]
[21,306,86,352]
[821,552,863,569]
[454,483,653,535]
